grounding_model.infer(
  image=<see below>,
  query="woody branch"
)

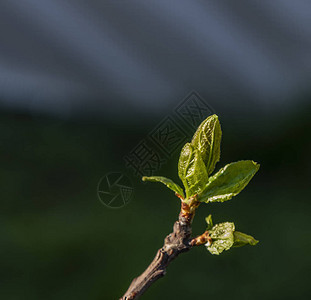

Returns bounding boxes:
[120,198,210,300]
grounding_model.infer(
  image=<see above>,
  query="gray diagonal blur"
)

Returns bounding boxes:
[0,0,310,117]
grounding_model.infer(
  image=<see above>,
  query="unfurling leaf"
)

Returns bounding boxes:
[206,222,258,255]
[206,222,235,255]
[205,214,213,230]
[198,160,260,203]
[233,231,259,247]
[191,114,222,175]
[142,176,185,199]
[178,143,208,198]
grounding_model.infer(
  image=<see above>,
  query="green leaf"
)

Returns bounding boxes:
[206,223,259,254]
[205,214,213,230]
[142,176,185,199]
[178,143,192,184]
[198,160,260,203]
[178,143,208,198]
[191,114,222,175]
[206,222,235,255]
[233,231,259,248]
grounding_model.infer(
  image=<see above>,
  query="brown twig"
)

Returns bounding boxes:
[190,230,212,247]
[120,199,207,300]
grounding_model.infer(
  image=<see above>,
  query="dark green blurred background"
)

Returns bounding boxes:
[1,1,311,299]
[1,100,310,299]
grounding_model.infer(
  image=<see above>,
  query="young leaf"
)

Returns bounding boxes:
[233,231,259,247]
[178,143,192,184]
[142,176,185,199]
[198,160,260,203]
[206,222,235,255]
[206,223,258,255]
[191,114,222,175]
[205,214,213,230]
[178,143,208,198]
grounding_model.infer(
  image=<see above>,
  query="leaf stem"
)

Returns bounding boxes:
[190,231,212,247]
